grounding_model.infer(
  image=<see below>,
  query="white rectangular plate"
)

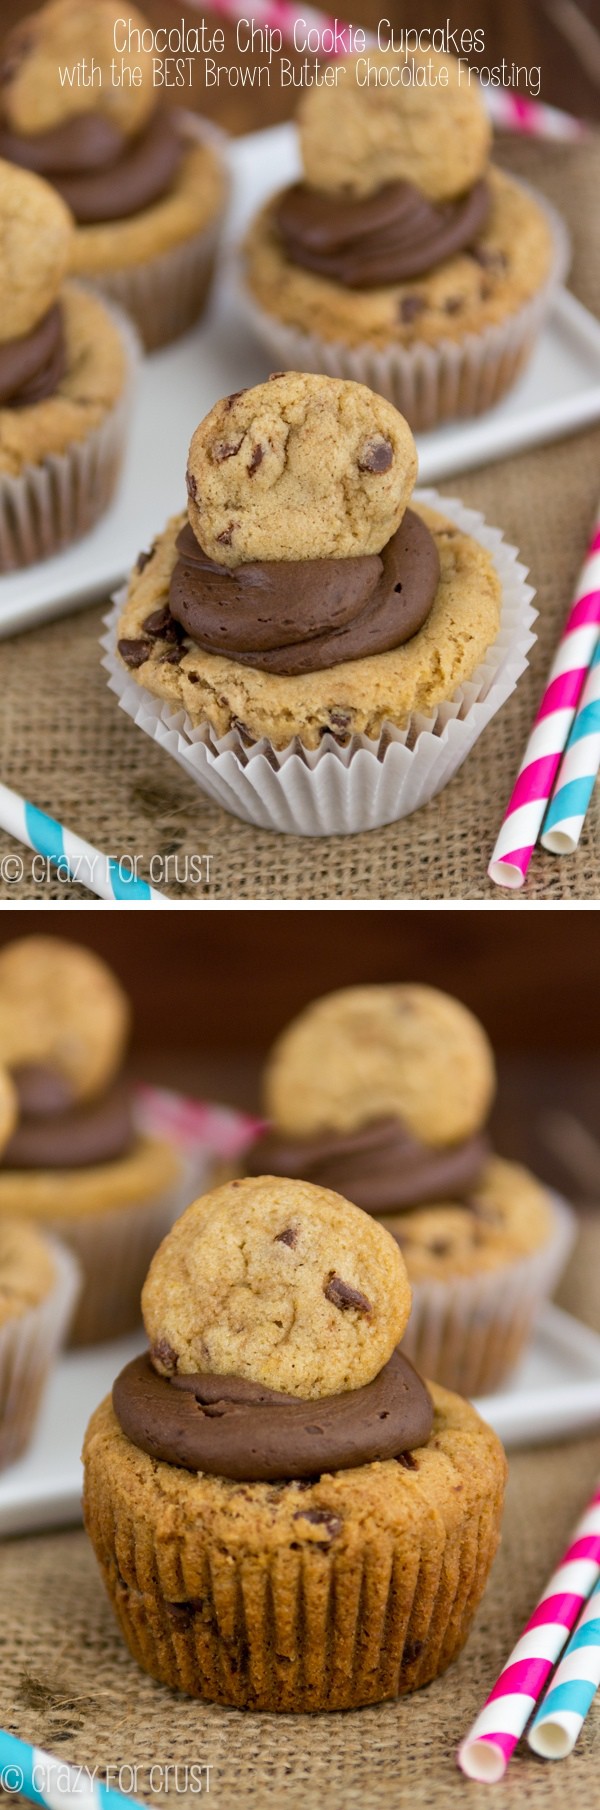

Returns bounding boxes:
[2,1302,600,1538]
[1,122,600,640]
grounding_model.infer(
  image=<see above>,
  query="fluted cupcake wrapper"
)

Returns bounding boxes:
[102,489,536,838]
[0,295,139,573]
[85,117,229,353]
[400,1193,576,1397]
[84,1448,504,1712]
[237,182,570,432]
[0,1235,80,1470]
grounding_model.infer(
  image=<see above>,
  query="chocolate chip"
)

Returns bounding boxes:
[293,1508,342,1540]
[472,245,508,272]
[444,296,463,315]
[224,388,247,408]
[142,605,179,640]
[324,1274,372,1314]
[399,294,426,323]
[275,1227,297,1247]
[187,671,200,683]
[268,371,286,380]
[117,637,152,669]
[186,470,198,501]
[323,708,352,743]
[151,1338,178,1374]
[247,444,264,475]
[163,645,187,665]
[216,524,235,546]
[429,1240,450,1256]
[166,1597,204,1630]
[480,283,492,301]
[135,545,154,573]
[403,1638,424,1664]
[231,715,252,740]
[396,1451,419,1471]
[212,437,243,462]
[357,437,394,474]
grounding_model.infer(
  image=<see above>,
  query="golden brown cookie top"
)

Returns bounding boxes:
[0,1217,56,1327]
[0,0,155,138]
[0,1066,17,1154]
[298,49,492,203]
[265,984,496,1147]
[185,372,418,567]
[0,935,130,1102]
[142,1175,412,1399]
[0,159,72,341]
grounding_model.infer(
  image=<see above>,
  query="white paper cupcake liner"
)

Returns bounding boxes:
[237,182,570,431]
[0,294,139,573]
[87,116,229,352]
[0,1234,80,1469]
[102,487,537,837]
[400,1192,576,1397]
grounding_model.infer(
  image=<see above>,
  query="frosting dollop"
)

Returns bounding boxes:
[0,304,66,407]
[276,177,490,288]
[246,1119,490,1211]
[168,508,440,676]
[1,1065,136,1169]
[0,109,184,224]
[112,1346,434,1481]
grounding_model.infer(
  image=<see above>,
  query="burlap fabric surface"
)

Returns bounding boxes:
[0,137,599,900]
[1,1215,599,1810]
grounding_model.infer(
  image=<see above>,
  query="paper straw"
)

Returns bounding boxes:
[541,639,600,853]
[458,1482,600,1782]
[184,0,586,139]
[0,1731,148,1810]
[488,513,600,889]
[528,1576,600,1759]
[0,782,165,902]
[136,1083,265,1157]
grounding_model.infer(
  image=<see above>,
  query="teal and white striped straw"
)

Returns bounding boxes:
[0,783,165,902]
[528,1575,600,1759]
[0,1732,148,1810]
[541,640,600,854]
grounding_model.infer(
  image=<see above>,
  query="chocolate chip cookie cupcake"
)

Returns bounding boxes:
[0,0,228,351]
[105,371,535,837]
[241,48,568,429]
[83,1176,506,1710]
[0,157,135,569]
[0,936,187,1346]
[0,1212,80,1468]
[244,986,575,1394]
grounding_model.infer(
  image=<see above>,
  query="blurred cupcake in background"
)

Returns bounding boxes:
[241,48,568,430]
[0,1076,80,1466]
[0,0,228,351]
[0,157,134,570]
[0,937,189,1346]
[245,984,575,1394]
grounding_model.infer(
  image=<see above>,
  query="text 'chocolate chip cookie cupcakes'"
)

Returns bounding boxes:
[0,157,136,569]
[241,49,569,429]
[0,1209,80,1469]
[0,935,190,1347]
[244,985,576,1395]
[83,1175,507,1711]
[0,0,229,351]
[104,370,536,836]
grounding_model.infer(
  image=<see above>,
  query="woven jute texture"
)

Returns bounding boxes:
[1,1213,599,1810]
[1,136,599,900]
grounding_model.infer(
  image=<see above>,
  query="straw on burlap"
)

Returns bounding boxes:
[0,1212,598,1810]
[0,136,599,900]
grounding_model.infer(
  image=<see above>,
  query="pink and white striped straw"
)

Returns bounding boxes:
[458,1483,600,1783]
[488,510,600,889]
[183,0,586,140]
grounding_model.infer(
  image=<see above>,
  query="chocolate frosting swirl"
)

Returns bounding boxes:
[169,509,440,677]
[0,109,184,224]
[247,1119,490,1212]
[113,1347,434,1481]
[276,177,490,288]
[1,1065,136,1169]
[0,304,66,407]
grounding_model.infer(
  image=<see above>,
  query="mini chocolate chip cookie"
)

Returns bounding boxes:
[0,156,72,341]
[0,0,155,139]
[0,936,131,1102]
[142,1174,412,1398]
[299,49,492,203]
[185,371,418,567]
[0,1067,17,1155]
